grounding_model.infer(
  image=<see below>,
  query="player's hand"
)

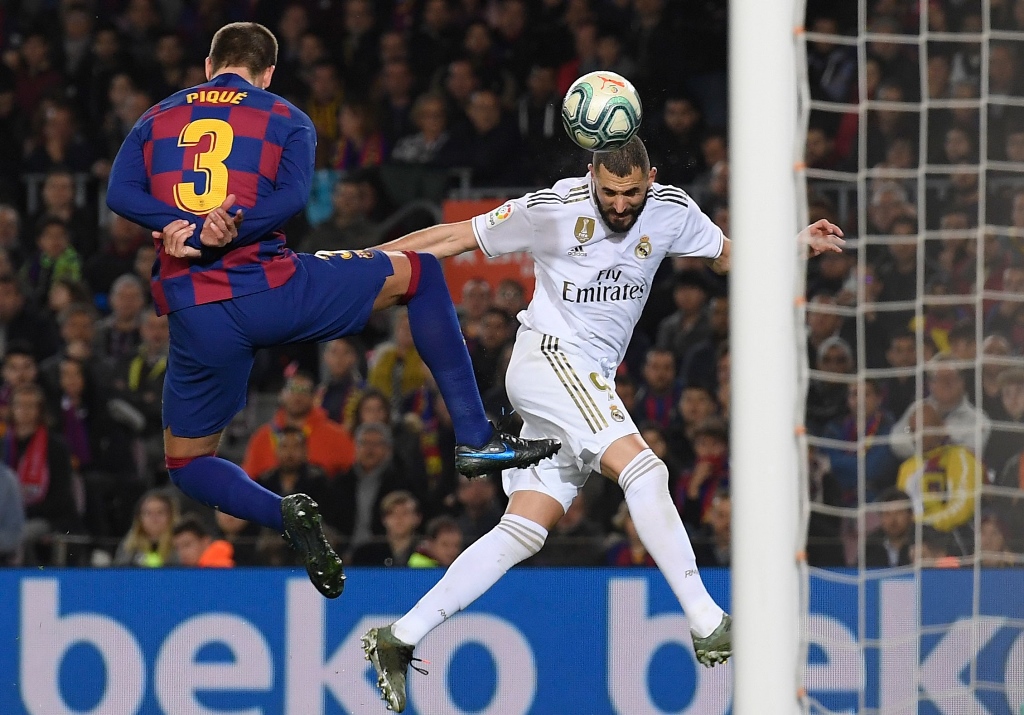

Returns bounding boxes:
[154,219,201,259]
[800,219,846,257]
[199,194,243,248]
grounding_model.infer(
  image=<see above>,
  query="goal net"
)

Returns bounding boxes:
[796,0,1024,712]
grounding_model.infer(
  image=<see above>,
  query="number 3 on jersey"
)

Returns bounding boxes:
[173,118,234,214]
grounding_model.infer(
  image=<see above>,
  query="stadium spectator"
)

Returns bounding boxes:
[807,15,858,104]
[173,515,235,568]
[692,488,732,568]
[462,21,518,108]
[985,263,1024,350]
[450,88,524,186]
[367,309,429,414]
[376,59,418,145]
[20,219,82,306]
[655,270,711,370]
[0,277,59,361]
[984,369,1024,475]
[350,387,427,485]
[457,277,492,342]
[242,371,356,480]
[896,402,981,540]
[913,526,961,567]
[0,343,40,423]
[113,489,180,567]
[533,491,604,566]
[881,330,918,418]
[5,383,80,563]
[675,417,730,530]
[390,92,458,166]
[350,490,422,566]
[821,379,899,506]
[890,354,992,460]
[864,487,915,568]
[667,385,718,467]
[256,426,332,519]
[31,170,97,257]
[331,100,389,172]
[606,502,656,566]
[407,514,463,568]
[108,311,167,475]
[304,61,344,169]
[980,335,1013,417]
[214,510,262,566]
[0,461,25,565]
[632,347,682,430]
[979,514,1015,567]
[58,355,135,538]
[25,103,95,175]
[83,215,147,299]
[299,177,379,254]
[517,64,573,185]
[337,0,381,97]
[410,0,461,89]
[325,422,415,548]
[647,96,706,187]
[12,32,64,120]
[807,335,854,432]
[316,337,365,426]
[493,278,526,317]
[453,472,502,546]
[469,307,512,395]
[94,274,145,363]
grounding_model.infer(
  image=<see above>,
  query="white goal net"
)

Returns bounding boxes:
[796,0,1024,712]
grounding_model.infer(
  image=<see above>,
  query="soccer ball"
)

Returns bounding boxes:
[561,71,643,151]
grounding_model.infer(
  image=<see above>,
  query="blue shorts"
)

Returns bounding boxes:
[164,250,394,437]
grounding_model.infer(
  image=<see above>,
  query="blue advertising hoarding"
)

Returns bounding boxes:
[0,568,1021,714]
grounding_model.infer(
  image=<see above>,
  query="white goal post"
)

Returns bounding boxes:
[730,0,803,713]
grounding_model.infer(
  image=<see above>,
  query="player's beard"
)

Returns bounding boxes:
[596,192,648,233]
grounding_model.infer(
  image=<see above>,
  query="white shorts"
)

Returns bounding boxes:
[503,329,639,512]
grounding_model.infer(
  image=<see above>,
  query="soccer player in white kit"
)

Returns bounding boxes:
[361,136,845,712]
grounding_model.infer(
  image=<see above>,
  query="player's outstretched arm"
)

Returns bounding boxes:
[373,220,479,259]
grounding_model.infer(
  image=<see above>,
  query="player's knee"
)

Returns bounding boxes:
[618,449,670,493]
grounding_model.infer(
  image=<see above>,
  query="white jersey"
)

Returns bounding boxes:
[471,175,724,372]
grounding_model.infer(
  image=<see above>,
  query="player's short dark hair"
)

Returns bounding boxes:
[693,416,729,444]
[593,135,650,177]
[173,514,211,539]
[209,22,278,76]
[35,216,69,240]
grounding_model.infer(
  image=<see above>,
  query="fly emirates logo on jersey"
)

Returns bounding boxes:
[561,268,645,304]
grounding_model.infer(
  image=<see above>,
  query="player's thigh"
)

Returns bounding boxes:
[250,251,396,345]
[505,330,638,473]
[372,251,413,311]
[502,458,586,516]
[164,428,224,459]
[165,305,254,439]
[504,483,572,531]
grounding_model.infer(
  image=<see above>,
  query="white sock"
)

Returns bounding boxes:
[618,449,726,638]
[392,513,547,646]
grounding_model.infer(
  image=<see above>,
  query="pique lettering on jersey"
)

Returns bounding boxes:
[185,90,248,105]
[562,269,645,303]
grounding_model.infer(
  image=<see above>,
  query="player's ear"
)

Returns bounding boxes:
[204,56,213,81]
[262,65,276,90]
[649,166,658,184]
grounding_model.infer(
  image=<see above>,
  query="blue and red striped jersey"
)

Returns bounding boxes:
[107,73,316,315]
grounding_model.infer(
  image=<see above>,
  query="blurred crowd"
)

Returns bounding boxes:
[802,0,1024,569]
[0,0,1017,574]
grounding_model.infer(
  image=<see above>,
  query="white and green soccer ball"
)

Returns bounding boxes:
[561,71,643,151]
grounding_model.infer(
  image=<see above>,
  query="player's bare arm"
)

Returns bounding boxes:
[373,220,478,259]
[705,220,843,275]
[708,237,731,274]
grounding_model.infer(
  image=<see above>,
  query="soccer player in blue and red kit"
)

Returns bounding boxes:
[106,22,559,599]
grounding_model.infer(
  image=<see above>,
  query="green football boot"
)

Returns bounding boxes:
[362,624,428,712]
[281,493,345,598]
[692,613,732,667]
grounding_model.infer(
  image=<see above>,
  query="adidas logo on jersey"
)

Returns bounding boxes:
[567,245,588,258]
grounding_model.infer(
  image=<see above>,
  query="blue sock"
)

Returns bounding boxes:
[168,455,284,532]
[403,252,492,447]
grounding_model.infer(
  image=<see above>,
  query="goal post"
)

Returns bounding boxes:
[730,0,803,713]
